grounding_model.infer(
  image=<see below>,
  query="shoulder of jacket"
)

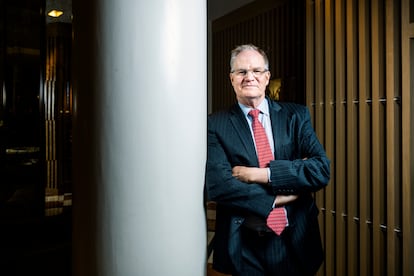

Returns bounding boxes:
[270,101,307,114]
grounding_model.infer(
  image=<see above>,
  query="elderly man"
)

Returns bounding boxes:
[206,44,330,276]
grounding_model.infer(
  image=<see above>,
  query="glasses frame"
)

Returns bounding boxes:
[230,68,269,78]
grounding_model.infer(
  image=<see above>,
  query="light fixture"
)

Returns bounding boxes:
[47,9,64,18]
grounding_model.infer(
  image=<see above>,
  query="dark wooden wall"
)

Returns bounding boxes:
[44,22,73,196]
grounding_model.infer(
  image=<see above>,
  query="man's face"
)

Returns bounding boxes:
[230,50,270,106]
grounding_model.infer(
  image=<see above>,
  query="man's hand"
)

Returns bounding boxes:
[274,195,299,206]
[232,166,269,184]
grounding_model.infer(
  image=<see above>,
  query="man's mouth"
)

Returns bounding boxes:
[243,85,258,88]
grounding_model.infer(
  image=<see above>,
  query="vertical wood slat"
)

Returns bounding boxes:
[275,7,282,77]
[313,2,326,274]
[323,1,336,275]
[45,35,57,191]
[306,0,315,119]
[371,1,387,275]
[401,0,414,275]
[358,0,373,275]
[385,1,402,275]
[334,1,347,275]
[44,24,72,194]
[345,1,359,275]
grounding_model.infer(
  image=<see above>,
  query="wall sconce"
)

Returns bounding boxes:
[48,9,64,18]
[46,0,71,23]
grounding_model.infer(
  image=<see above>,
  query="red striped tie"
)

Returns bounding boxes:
[249,109,287,235]
[249,109,273,168]
[266,206,287,235]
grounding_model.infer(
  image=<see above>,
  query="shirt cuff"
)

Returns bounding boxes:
[267,168,271,183]
[272,198,277,208]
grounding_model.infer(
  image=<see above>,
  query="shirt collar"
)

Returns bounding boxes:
[238,98,270,117]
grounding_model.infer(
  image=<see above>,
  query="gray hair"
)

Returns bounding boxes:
[230,44,269,72]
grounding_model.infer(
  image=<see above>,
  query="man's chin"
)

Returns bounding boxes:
[238,94,265,107]
[242,85,260,90]
[243,92,265,99]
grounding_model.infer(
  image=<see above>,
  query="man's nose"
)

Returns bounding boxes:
[245,70,256,79]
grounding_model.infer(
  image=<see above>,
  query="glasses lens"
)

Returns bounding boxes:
[232,69,267,77]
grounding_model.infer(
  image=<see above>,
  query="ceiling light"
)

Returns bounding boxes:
[48,9,64,18]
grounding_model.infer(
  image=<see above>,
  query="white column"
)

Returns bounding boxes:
[72,0,207,275]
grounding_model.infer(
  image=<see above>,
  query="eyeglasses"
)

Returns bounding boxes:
[231,69,269,77]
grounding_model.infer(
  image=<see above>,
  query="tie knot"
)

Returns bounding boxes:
[249,109,260,119]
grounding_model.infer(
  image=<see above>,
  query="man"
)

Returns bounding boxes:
[205,44,330,276]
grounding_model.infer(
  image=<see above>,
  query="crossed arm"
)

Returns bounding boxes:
[232,165,299,207]
[206,107,330,213]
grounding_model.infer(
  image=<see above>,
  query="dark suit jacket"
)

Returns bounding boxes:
[205,98,330,275]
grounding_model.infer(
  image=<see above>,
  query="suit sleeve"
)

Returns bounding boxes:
[205,116,274,218]
[268,106,330,194]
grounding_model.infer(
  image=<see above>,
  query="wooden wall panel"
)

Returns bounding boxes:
[306,0,315,118]
[345,1,359,275]
[334,1,347,274]
[385,1,402,275]
[307,0,412,275]
[314,3,326,275]
[371,1,387,275]
[44,23,72,196]
[358,0,373,275]
[323,0,336,275]
[401,0,414,275]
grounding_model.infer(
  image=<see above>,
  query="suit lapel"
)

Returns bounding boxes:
[268,100,286,160]
[229,105,258,165]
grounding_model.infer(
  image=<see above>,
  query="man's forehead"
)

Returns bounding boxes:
[234,50,265,66]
